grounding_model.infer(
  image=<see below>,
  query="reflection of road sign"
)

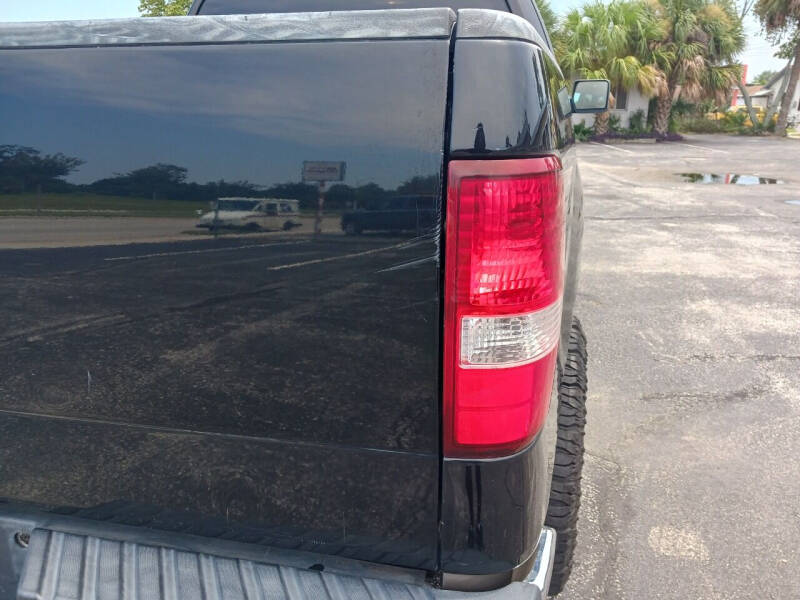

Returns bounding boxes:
[302,161,346,182]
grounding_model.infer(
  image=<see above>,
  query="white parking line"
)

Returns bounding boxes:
[268,241,416,271]
[105,240,308,262]
[678,142,729,154]
[588,141,634,154]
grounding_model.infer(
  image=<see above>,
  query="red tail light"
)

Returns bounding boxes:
[443,157,565,458]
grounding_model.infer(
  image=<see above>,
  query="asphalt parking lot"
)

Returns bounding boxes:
[563,134,800,599]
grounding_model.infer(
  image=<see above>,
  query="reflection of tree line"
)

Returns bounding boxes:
[0,145,83,195]
[0,145,438,210]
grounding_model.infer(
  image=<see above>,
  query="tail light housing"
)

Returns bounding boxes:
[443,157,565,458]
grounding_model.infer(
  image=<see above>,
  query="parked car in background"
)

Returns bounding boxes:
[197,197,301,231]
[341,195,436,235]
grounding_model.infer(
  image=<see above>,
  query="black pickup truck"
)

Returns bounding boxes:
[0,2,605,598]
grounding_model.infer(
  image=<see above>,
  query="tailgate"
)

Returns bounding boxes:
[0,9,451,572]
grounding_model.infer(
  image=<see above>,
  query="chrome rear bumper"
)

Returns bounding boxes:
[525,526,557,596]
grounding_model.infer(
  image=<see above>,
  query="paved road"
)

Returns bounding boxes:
[563,135,800,599]
[0,215,343,249]
[0,217,197,249]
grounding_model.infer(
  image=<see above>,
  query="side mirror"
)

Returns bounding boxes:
[571,79,610,114]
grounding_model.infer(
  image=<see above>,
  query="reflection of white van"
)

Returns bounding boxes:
[197,197,302,231]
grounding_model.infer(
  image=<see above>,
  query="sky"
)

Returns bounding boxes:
[1,38,445,188]
[0,0,787,80]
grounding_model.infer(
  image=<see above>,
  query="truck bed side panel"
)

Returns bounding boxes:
[0,29,450,570]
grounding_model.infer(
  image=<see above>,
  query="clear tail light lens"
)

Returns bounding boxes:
[443,158,565,458]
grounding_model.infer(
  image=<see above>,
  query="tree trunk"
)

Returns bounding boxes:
[735,80,761,130]
[653,93,672,136]
[765,59,791,132]
[594,110,610,135]
[776,51,800,137]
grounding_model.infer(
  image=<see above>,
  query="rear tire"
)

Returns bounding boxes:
[545,316,588,596]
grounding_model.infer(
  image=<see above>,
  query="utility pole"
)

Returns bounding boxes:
[314,180,326,236]
[302,161,346,238]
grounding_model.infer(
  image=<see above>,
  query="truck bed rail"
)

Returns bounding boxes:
[0,8,454,48]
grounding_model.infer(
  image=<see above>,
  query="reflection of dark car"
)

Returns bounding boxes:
[341,195,435,235]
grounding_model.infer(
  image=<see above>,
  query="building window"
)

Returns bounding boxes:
[613,86,628,110]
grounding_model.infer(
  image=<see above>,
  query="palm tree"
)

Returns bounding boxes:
[557,1,667,135]
[755,0,800,136]
[650,0,746,135]
[139,0,191,16]
[537,0,560,35]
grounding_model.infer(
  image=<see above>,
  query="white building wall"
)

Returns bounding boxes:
[761,67,800,128]
[787,82,800,127]
[739,95,770,109]
[615,88,650,127]
[752,96,770,109]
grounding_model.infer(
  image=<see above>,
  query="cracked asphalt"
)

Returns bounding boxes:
[563,134,800,600]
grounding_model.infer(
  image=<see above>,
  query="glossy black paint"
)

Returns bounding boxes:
[0,39,449,570]
[0,415,439,566]
[450,40,552,157]
[440,437,550,576]
[340,196,436,235]
[0,7,585,588]
[439,36,581,579]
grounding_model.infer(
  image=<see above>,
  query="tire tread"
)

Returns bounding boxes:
[544,316,588,596]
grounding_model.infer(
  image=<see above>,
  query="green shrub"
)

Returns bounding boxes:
[721,110,748,130]
[628,109,648,134]
[675,109,772,135]
[679,117,727,133]
[670,98,696,118]
[573,121,593,141]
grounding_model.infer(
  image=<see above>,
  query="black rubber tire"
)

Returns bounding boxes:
[544,316,588,596]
